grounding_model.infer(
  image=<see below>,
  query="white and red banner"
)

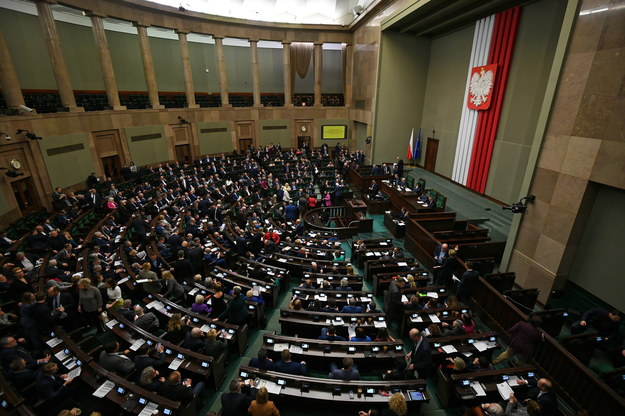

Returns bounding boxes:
[452,7,521,193]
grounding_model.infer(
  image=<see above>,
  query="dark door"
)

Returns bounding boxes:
[424,138,439,172]
[12,178,40,214]
[175,144,191,163]
[101,155,122,178]
[238,138,253,153]
[297,136,311,148]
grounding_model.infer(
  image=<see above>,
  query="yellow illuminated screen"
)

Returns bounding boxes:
[321,125,347,140]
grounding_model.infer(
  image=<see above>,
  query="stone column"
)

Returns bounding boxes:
[213,36,230,107]
[88,13,125,110]
[344,43,353,107]
[176,29,199,108]
[250,39,261,107]
[282,41,293,107]
[134,23,163,109]
[314,42,323,107]
[0,30,25,109]
[35,0,82,111]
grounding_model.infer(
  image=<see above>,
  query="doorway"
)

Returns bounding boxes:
[424,138,439,171]
[11,178,40,214]
[238,138,253,153]
[101,155,122,178]
[175,144,192,163]
[235,121,255,153]
[297,136,311,149]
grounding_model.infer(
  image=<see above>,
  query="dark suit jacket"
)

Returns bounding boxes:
[134,312,159,332]
[182,332,206,353]
[35,373,67,401]
[159,382,195,405]
[99,350,135,375]
[273,360,307,376]
[172,258,194,281]
[221,388,255,416]
[410,337,434,378]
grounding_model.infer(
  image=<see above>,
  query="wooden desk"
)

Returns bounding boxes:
[383,212,406,238]
[278,308,387,339]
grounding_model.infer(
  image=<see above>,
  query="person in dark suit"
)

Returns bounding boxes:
[131,214,150,245]
[99,341,135,376]
[437,248,458,286]
[187,242,204,274]
[456,260,479,304]
[248,348,274,370]
[284,203,298,220]
[133,306,160,332]
[221,379,256,416]
[36,362,80,411]
[396,157,404,177]
[172,250,194,281]
[182,327,206,353]
[214,286,249,325]
[133,343,166,378]
[517,377,559,416]
[159,371,204,406]
[318,325,346,341]
[330,357,360,380]
[8,357,40,388]
[273,349,307,375]
[406,328,434,378]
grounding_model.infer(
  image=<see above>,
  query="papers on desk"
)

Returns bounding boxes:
[380,242,388,246]
[426,292,439,299]
[252,286,261,296]
[68,366,81,379]
[114,260,123,266]
[55,349,71,361]
[146,300,164,310]
[397,262,408,267]
[168,357,184,370]
[470,381,487,397]
[188,288,199,296]
[365,252,375,257]
[348,325,356,340]
[106,319,119,329]
[135,279,150,284]
[374,320,387,328]
[497,382,515,400]
[256,379,281,395]
[223,331,233,340]
[138,402,159,416]
[316,278,324,285]
[397,222,405,226]
[473,341,489,352]
[441,345,457,354]
[410,315,424,323]
[429,314,441,323]
[374,252,382,257]
[273,343,289,352]
[46,337,63,348]
[130,339,146,351]
[65,359,80,371]
[216,273,225,278]
[401,295,409,303]
[93,380,115,398]
[289,345,303,355]
[278,258,288,263]
[200,324,211,332]
[118,277,129,285]
[360,297,371,303]
[506,375,521,387]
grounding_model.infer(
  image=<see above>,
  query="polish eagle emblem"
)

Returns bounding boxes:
[468,64,497,110]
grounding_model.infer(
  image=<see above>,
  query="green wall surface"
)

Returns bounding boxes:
[108,30,148,92]
[322,49,343,94]
[373,32,430,164]
[484,0,567,203]
[419,25,474,176]
[225,44,253,93]
[259,120,291,147]
[198,121,233,155]
[318,118,350,148]
[124,125,169,166]
[57,20,104,91]
[151,36,185,92]
[569,185,625,312]
[39,133,93,189]
[0,9,56,89]
[189,42,219,94]
[258,48,285,93]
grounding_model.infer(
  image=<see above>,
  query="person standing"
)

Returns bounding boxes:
[384,277,407,330]
[456,261,479,305]
[77,278,103,333]
[406,328,434,378]
[492,315,545,366]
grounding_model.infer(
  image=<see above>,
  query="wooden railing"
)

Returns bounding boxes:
[473,277,625,415]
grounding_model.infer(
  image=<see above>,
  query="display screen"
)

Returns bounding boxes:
[321,125,347,140]
[409,391,424,401]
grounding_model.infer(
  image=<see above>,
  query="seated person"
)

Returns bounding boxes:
[99,341,135,376]
[8,357,40,389]
[221,378,256,416]
[133,306,160,332]
[350,327,371,342]
[273,349,307,376]
[182,327,206,354]
[248,347,274,371]
[571,308,622,340]
[383,356,410,381]
[318,325,346,341]
[159,370,204,406]
[134,343,166,377]
[204,328,227,358]
[245,289,264,305]
[367,300,381,313]
[299,278,316,289]
[442,356,467,375]
[138,366,165,392]
[340,298,363,314]
[330,357,360,380]
[441,319,466,336]
[335,278,353,292]
[191,294,212,315]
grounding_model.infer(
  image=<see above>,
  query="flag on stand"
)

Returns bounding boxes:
[414,128,421,161]
[406,128,414,160]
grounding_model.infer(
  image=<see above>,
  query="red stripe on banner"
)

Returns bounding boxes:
[466,6,521,193]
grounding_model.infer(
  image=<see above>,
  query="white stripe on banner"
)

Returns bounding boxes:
[452,15,495,185]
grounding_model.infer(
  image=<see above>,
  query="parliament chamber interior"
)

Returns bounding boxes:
[0,0,623,415]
